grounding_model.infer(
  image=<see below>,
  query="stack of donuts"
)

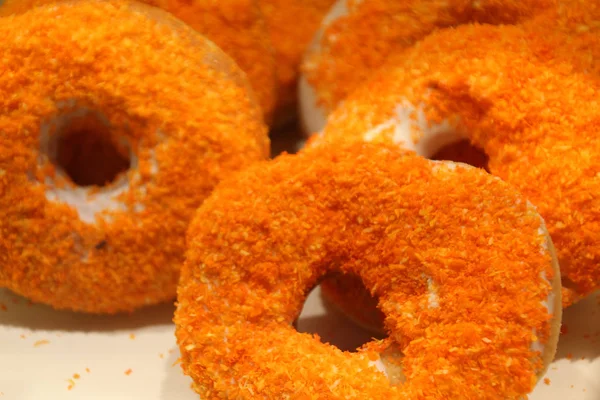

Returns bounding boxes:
[0,0,598,399]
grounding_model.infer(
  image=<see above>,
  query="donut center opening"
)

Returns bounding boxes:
[430,139,489,171]
[42,111,132,187]
[294,274,386,353]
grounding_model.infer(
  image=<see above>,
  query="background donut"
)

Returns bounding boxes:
[0,0,269,313]
[257,0,336,126]
[299,0,555,134]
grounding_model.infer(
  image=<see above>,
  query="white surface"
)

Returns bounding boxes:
[0,286,598,399]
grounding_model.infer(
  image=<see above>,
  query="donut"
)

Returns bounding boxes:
[0,0,269,313]
[0,0,278,124]
[299,0,554,134]
[175,140,561,399]
[316,23,600,310]
[257,0,336,125]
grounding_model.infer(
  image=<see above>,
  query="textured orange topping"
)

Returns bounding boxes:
[0,0,269,313]
[302,0,553,113]
[0,0,278,123]
[175,141,557,399]
[257,0,336,114]
[321,23,600,306]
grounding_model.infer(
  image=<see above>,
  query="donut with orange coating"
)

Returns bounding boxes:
[257,0,336,124]
[0,0,278,123]
[315,23,600,311]
[175,139,561,399]
[299,0,554,134]
[0,0,269,313]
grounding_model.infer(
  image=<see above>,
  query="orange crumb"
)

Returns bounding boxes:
[172,358,181,367]
[544,378,551,385]
[129,333,135,340]
[0,303,7,311]
[33,340,50,347]
[159,353,164,359]
[73,374,80,379]
[566,353,573,360]
[124,369,132,376]
[85,368,90,373]
[66,378,75,390]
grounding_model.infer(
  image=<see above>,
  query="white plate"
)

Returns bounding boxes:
[0,287,598,399]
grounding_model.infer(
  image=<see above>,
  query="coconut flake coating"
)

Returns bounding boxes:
[0,0,269,313]
[300,0,553,124]
[175,141,559,399]
[0,0,278,123]
[319,23,600,306]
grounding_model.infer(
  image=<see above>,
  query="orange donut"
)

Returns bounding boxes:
[0,0,278,124]
[175,140,561,399]
[0,0,269,313]
[316,23,600,310]
[257,0,336,124]
[299,0,554,134]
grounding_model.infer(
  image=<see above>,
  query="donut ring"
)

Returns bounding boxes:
[317,23,600,308]
[175,140,561,399]
[0,0,269,313]
[299,0,553,134]
[257,0,336,124]
[0,0,278,124]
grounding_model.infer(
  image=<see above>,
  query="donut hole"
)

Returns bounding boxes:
[42,111,132,187]
[295,273,387,353]
[430,139,489,171]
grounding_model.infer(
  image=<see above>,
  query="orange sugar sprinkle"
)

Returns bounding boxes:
[0,0,269,313]
[567,353,573,360]
[124,369,132,376]
[73,374,80,380]
[175,141,559,399]
[66,378,75,390]
[0,304,7,311]
[159,353,164,359]
[302,0,553,113]
[320,22,600,306]
[85,368,90,373]
[129,333,135,340]
[544,378,551,385]
[33,340,50,347]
